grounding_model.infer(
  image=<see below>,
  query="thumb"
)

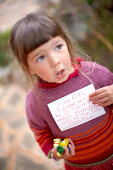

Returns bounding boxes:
[52,147,60,159]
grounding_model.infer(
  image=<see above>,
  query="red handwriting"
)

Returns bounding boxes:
[49,87,105,130]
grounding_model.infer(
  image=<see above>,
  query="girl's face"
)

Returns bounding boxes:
[27,36,74,83]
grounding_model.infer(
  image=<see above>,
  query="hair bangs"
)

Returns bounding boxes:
[20,19,59,57]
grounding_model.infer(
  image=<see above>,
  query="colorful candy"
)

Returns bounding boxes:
[53,138,70,157]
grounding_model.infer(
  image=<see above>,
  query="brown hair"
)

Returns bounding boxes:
[10,12,80,86]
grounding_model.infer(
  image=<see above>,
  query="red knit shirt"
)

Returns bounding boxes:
[26,60,113,168]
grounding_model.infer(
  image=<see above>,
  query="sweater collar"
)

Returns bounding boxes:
[38,58,82,89]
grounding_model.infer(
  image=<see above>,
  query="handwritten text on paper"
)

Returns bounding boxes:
[48,84,106,131]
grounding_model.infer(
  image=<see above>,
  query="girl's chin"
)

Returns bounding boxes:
[55,75,69,84]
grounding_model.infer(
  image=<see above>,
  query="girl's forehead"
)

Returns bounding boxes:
[28,36,65,58]
[46,36,64,44]
[39,36,64,48]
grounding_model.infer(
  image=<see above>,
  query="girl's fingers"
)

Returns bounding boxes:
[89,85,113,102]
[68,144,75,156]
[69,138,75,149]
[99,100,112,107]
[52,139,75,159]
[64,146,70,156]
[89,88,105,98]
[52,147,60,159]
[62,145,75,159]
[89,92,106,101]
[92,97,109,104]
[63,139,75,158]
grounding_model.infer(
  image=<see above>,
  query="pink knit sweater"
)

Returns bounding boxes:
[26,61,113,168]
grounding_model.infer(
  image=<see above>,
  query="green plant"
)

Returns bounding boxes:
[0,30,11,67]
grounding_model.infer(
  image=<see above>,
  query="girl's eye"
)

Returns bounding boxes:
[37,55,45,62]
[56,44,62,51]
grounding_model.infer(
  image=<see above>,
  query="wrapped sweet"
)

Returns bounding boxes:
[53,138,69,157]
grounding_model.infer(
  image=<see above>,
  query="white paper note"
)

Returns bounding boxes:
[48,84,106,131]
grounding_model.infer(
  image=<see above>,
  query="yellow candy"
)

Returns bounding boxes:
[53,138,61,148]
[60,138,69,149]
[56,152,62,157]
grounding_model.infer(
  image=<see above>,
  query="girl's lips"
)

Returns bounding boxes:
[56,69,65,79]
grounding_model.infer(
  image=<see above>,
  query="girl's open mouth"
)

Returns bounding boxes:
[56,69,65,79]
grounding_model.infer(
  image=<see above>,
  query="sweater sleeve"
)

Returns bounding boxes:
[100,66,113,87]
[26,92,54,157]
[89,62,113,87]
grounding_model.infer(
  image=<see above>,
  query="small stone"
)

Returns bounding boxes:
[8,92,21,105]
[0,109,15,119]
[14,153,49,170]
[8,118,25,129]
[21,133,35,149]
[0,148,6,154]
[8,134,15,143]
[0,128,2,144]
[0,156,9,170]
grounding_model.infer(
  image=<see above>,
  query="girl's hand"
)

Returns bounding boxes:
[52,138,75,160]
[89,85,113,107]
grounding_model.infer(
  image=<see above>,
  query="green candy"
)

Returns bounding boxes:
[57,145,64,154]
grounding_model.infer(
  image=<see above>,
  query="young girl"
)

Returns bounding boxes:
[10,12,113,169]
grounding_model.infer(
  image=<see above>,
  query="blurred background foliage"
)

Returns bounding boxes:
[0,0,113,71]
[0,30,10,67]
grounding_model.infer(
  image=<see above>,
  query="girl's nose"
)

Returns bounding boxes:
[49,53,61,67]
